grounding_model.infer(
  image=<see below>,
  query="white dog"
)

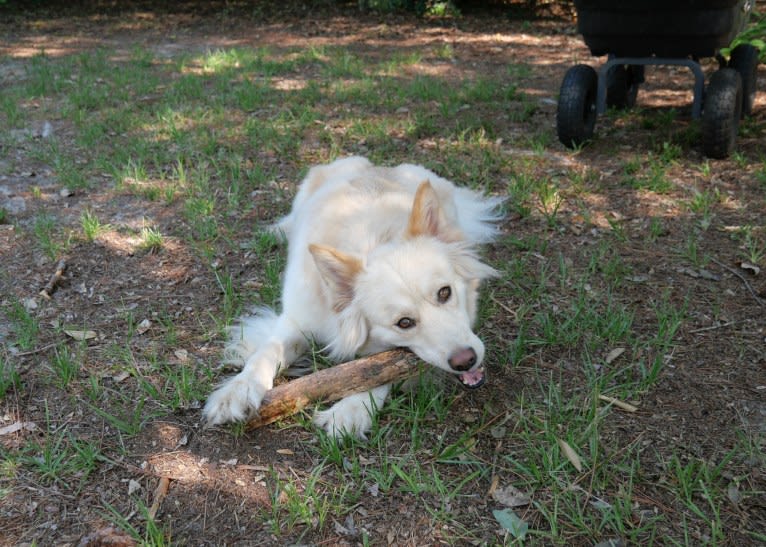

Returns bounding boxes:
[203,156,503,438]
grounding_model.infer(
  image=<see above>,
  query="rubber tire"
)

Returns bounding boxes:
[702,68,742,159]
[557,64,598,149]
[729,44,759,117]
[606,64,639,109]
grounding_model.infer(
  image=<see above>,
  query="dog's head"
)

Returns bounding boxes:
[309,181,497,388]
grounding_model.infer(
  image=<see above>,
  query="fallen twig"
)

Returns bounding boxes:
[711,257,765,307]
[689,321,739,334]
[39,258,67,299]
[14,341,60,357]
[148,476,171,520]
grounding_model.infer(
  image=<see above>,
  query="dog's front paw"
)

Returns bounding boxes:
[313,394,374,439]
[203,374,266,425]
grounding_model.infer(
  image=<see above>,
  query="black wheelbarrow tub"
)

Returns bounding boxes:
[575,0,751,58]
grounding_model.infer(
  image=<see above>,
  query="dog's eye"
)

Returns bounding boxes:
[437,286,451,303]
[396,317,416,330]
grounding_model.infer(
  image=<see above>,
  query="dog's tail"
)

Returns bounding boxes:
[222,307,280,366]
[454,187,506,245]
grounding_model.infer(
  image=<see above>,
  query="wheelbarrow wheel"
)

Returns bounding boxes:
[729,43,759,117]
[702,68,742,159]
[557,64,597,149]
[606,64,640,109]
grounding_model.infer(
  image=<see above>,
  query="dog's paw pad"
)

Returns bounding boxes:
[202,375,265,425]
[313,397,372,440]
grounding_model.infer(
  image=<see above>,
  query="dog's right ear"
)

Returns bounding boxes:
[309,244,363,312]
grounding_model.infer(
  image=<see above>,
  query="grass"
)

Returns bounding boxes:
[80,208,108,241]
[6,298,40,351]
[0,354,21,398]
[138,224,165,253]
[0,21,764,547]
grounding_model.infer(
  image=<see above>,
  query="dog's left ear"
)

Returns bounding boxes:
[406,181,461,242]
[309,244,363,312]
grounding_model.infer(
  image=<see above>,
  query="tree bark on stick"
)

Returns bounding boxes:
[245,349,420,430]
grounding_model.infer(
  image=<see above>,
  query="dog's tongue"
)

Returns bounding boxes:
[459,367,485,389]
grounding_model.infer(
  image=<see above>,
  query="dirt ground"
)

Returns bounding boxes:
[1,1,765,546]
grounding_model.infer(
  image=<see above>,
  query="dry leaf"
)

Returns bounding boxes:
[78,526,137,547]
[65,329,97,341]
[112,371,130,383]
[136,319,151,335]
[604,347,625,364]
[698,269,720,281]
[491,484,531,508]
[0,421,37,436]
[128,479,141,495]
[740,262,761,275]
[598,395,638,413]
[557,439,583,472]
[727,483,742,504]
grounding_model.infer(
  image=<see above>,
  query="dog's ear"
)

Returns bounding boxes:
[450,244,499,281]
[406,181,461,242]
[309,244,363,312]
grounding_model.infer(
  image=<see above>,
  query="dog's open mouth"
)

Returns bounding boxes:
[459,367,486,389]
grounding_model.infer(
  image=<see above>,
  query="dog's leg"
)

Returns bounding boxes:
[203,316,307,425]
[313,384,391,439]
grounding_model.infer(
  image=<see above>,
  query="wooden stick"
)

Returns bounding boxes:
[711,257,765,307]
[246,349,420,430]
[39,258,67,299]
[148,476,171,520]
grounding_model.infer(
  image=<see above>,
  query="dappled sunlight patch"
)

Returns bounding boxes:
[271,77,309,91]
[146,448,271,507]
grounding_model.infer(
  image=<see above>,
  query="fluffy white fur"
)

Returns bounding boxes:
[203,156,503,438]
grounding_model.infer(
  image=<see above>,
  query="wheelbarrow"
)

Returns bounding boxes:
[556,0,759,158]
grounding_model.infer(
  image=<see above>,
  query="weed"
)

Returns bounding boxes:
[269,464,350,534]
[506,172,534,217]
[80,209,108,241]
[621,152,676,193]
[680,233,709,268]
[33,213,66,259]
[184,197,218,241]
[686,188,718,231]
[87,396,148,436]
[647,217,666,242]
[737,225,765,265]
[1,93,24,128]
[536,178,563,228]
[6,299,39,351]
[214,269,241,323]
[51,344,80,387]
[0,354,21,398]
[139,224,165,253]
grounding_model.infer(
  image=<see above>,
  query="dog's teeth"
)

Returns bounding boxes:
[460,368,486,388]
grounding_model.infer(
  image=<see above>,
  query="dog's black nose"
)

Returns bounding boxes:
[448,347,477,372]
